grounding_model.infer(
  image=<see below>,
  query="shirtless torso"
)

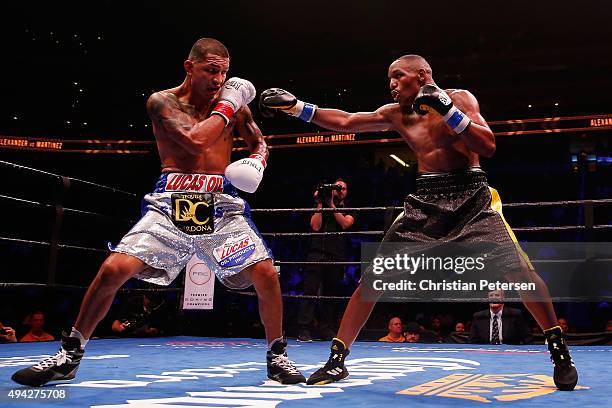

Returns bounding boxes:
[378,88,484,172]
[147,88,263,174]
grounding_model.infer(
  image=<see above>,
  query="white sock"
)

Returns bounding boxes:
[70,327,88,348]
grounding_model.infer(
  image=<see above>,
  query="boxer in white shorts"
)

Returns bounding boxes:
[12,38,305,387]
[114,172,273,290]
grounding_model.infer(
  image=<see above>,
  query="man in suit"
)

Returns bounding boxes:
[469,290,532,345]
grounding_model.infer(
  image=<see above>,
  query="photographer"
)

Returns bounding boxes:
[111,294,162,338]
[298,179,354,341]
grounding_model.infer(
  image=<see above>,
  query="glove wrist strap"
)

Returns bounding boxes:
[443,106,471,134]
[249,154,267,168]
[211,102,236,126]
[289,100,317,122]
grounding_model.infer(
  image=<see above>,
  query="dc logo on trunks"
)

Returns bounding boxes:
[213,234,256,267]
[171,193,214,235]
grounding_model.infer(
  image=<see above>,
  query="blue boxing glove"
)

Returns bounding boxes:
[412,84,471,134]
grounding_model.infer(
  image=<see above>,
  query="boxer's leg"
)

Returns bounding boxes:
[210,191,305,384]
[243,260,306,384]
[488,186,578,391]
[74,253,148,338]
[12,206,192,387]
[12,253,147,387]
[506,257,578,391]
[306,284,382,385]
[244,259,282,344]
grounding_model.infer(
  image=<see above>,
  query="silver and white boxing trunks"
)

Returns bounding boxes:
[112,173,273,289]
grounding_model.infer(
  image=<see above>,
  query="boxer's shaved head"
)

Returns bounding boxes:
[189,38,229,61]
[397,54,432,76]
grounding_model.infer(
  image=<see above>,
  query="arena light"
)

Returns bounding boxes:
[390,154,409,167]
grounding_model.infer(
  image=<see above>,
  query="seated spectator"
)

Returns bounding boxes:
[111,294,161,337]
[404,322,423,343]
[606,319,612,332]
[379,317,406,342]
[0,322,17,343]
[20,311,54,342]
[429,317,443,342]
[443,321,469,344]
[469,290,532,345]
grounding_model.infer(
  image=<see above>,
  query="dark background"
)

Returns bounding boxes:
[2,0,612,138]
[0,1,611,340]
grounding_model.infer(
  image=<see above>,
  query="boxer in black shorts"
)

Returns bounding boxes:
[260,54,578,391]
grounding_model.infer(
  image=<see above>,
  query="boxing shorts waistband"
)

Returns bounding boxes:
[415,167,488,195]
[154,172,239,196]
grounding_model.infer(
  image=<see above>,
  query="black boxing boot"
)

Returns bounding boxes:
[307,338,350,385]
[12,334,84,387]
[266,337,306,384]
[544,326,578,391]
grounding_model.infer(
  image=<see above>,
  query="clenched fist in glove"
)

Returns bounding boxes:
[412,84,471,134]
[259,88,317,122]
[225,154,267,193]
[211,77,256,125]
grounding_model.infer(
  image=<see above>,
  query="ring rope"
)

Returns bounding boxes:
[0,194,134,222]
[1,224,610,252]
[0,283,609,302]
[59,244,108,253]
[225,290,612,302]
[0,160,137,197]
[261,231,384,237]
[2,159,610,209]
[503,198,612,208]
[0,283,182,293]
[261,224,610,237]
[275,261,363,265]
[228,290,350,300]
[0,239,608,265]
[0,237,49,246]
[250,198,612,213]
[513,226,586,232]
[275,259,612,265]
[251,207,397,213]
[0,236,107,253]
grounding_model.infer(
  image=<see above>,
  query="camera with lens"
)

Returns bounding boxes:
[315,183,342,207]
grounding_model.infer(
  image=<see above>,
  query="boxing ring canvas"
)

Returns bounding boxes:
[0,337,606,407]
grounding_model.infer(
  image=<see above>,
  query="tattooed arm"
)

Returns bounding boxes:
[234,105,268,161]
[146,91,226,154]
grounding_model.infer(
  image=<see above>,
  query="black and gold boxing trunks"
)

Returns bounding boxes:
[381,167,532,278]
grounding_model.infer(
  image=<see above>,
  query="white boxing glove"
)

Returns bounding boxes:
[225,154,267,193]
[211,77,257,125]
